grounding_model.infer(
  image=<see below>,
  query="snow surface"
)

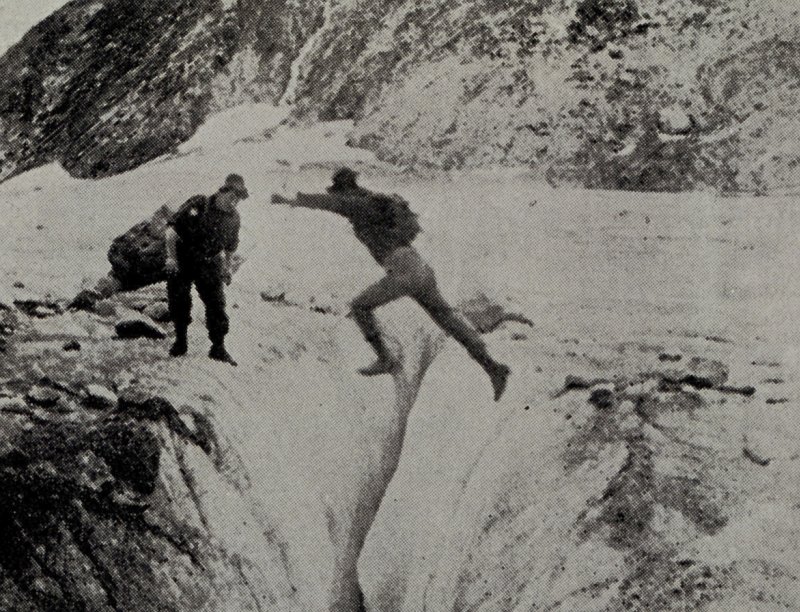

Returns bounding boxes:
[177,103,291,154]
[1,102,799,610]
[0,0,71,54]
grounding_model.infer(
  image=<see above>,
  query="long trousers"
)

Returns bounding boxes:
[167,257,229,345]
[350,246,494,370]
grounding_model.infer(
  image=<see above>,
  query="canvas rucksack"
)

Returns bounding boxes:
[378,193,421,246]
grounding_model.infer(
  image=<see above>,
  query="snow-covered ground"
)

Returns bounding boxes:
[1,103,797,353]
[0,0,71,54]
[1,103,799,610]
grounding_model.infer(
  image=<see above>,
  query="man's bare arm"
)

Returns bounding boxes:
[270,193,295,205]
[271,192,341,213]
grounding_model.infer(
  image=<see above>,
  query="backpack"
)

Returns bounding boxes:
[379,193,421,246]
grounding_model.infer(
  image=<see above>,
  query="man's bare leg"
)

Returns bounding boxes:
[416,281,511,401]
[350,276,407,376]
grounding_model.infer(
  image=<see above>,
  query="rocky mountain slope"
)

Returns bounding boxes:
[3,0,800,192]
[0,0,326,181]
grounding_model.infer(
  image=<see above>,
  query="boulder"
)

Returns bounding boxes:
[0,397,30,415]
[107,204,174,291]
[69,277,122,312]
[95,274,123,297]
[685,356,729,388]
[94,299,118,317]
[142,301,171,323]
[118,386,155,414]
[261,288,289,304]
[85,384,118,410]
[662,356,729,390]
[25,386,61,408]
[458,293,533,334]
[658,107,694,135]
[68,289,101,311]
[115,317,167,340]
[63,340,82,352]
[14,299,62,318]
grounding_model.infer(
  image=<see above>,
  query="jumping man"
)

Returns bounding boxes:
[271,168,511,401]
[164,173,248,366]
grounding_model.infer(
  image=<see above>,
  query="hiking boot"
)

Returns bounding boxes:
[487,362,511,402]
[358,356,398,377]
[209,344,237,367]
[169,337,187,357]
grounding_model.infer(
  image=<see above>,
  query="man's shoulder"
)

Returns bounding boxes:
[341,187,385,206]
[223,206,241,224]
[357,188,407,204]
[211,198,240,228]
[176,194,208,216]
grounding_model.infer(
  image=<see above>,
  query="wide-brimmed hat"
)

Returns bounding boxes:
[221,173,249,199]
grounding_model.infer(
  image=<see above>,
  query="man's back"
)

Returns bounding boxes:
[296,187,419,264]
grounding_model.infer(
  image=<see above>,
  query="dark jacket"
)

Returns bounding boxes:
[295,187,418,264]
[168,195,240,263]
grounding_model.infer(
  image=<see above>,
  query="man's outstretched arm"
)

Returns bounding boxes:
[271,192,342,213]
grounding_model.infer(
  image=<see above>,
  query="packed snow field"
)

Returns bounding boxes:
[2,104,797,355]
[0,104,799,610]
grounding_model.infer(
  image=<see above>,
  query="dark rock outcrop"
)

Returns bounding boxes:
[114,317,167,340]
[62,339,82,352]
[0,0,326,182]
[107,205,174,292]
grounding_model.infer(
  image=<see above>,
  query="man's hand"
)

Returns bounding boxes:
[165,257,179,278]
[271,193,292,205]
[219,251,234,285]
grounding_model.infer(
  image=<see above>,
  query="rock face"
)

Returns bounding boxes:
[85,384,118,410]
[0,382,296,611]
[3,0,800,192]
[0,0,326,181]
[107,205,174,291]
[658,107,694,136]
[142,301,171,323]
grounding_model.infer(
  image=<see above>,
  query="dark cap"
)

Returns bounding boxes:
[221,173,249,199]
[331,167,359,188]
